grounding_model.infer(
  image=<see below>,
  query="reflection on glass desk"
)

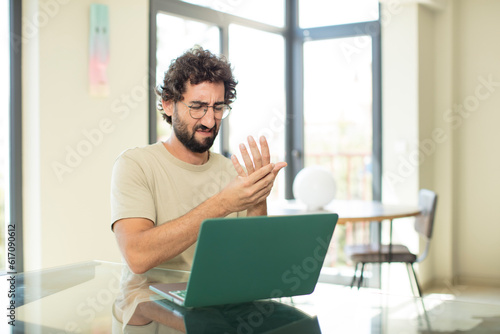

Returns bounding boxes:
[3,261,500,333]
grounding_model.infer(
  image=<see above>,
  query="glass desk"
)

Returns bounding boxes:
[2,261,500,333]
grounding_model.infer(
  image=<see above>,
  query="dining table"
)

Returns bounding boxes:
[268,199,421,224]
[268,198,422,288]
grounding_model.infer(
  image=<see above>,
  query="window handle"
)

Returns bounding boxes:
[292,149,302,159]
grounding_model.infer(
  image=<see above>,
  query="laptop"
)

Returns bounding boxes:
[149,213,338,308]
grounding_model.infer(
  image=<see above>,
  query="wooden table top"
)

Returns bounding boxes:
[268,199,421,224]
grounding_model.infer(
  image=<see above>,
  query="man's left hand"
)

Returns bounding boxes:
[231,136,287,216]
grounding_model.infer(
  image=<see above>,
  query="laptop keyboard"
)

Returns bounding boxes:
[170,289,187,299]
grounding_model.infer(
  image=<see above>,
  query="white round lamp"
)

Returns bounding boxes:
[293,166,336,211]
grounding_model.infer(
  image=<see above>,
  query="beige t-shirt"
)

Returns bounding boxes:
[111,141,244,271]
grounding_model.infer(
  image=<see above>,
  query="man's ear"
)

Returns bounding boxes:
[162,100,174,117]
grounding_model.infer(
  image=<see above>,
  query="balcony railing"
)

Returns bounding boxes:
[305,152,372,201]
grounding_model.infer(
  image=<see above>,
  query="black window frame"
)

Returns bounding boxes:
[4,0,24,274]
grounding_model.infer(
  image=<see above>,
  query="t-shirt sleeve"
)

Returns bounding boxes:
[110,152,156,230]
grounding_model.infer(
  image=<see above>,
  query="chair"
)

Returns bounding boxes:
[346,189,438,297]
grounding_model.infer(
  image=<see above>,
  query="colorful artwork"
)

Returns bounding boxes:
[89,4,109,97]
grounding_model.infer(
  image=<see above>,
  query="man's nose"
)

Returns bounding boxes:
[199,107,216,128]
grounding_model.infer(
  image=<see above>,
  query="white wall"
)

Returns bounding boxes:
[381,2,420,205]
[22,0,149,271]
[380,1,421,292]
[452,0,500,286]
[426,0,456,286]
[383,0,500,288]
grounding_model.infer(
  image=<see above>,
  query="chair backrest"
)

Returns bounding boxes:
[414,189,438,240]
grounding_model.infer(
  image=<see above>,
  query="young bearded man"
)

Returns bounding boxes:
[111,48,286,274]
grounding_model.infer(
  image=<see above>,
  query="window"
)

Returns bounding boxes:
[303,33,380,284]
[180,0,285,27]
[149,0,286,161]
[150,0,381,287]
[299,0,379,28]
[228,24,285,200]
[303,37,373,201]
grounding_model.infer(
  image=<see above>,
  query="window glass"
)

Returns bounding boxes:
[304,37,373,201]
[1,1,10,272]
[304,37,373,270]
[155,13,221,150]
[299,0,379,28]
[181,0,285,27]
[228,24,286,200]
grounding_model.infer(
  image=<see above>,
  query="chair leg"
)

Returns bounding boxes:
[357,263,366,290]
[410,263,423,297]
[406,263,418,297]
[350,262,360,288]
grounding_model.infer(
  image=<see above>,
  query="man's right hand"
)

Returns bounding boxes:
[217,163,277,213]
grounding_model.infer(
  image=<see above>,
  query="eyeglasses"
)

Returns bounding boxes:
[178,101,232,120]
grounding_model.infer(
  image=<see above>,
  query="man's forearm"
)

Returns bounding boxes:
[119,194,232,274]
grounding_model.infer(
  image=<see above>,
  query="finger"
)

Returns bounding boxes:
[272,162,287,175]
[259,136,271,166]
[250,166,276,193]
[252,190,270,205]
[231,154,246,177]
[247,163,274,184]
[251,177,275,202]
[239,143,255,175]
[248,136,263,170]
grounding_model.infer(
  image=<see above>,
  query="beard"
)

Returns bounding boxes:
[172,114,219,153]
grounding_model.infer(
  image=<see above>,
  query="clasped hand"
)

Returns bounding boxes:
[220,136,287,213]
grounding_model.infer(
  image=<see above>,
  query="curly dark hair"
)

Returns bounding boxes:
[155,48,238,124]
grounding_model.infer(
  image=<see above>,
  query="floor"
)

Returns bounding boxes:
[376,264,500,306]
[307,282,500,333]
[423,284,500,306]
[337,265,500,333]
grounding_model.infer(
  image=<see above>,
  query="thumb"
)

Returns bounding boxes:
[272,162,287,175]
